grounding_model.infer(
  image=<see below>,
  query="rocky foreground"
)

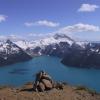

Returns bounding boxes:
[0,71,100,100]
[0,82,100,100]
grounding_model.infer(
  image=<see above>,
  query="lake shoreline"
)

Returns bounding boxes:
[0,56,100,92]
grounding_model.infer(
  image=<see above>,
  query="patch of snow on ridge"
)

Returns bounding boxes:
[14,40,30,50]
[15,34,74,50]
[76,41,88,48]
[0,40,20,54]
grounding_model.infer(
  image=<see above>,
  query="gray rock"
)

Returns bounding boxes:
[42,79,53,90]
[38,82,45,92]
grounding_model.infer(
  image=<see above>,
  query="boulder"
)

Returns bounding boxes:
[33,71,63,92]
[55,82,64,90]
[38,82,45,92]
[42,79,53,90]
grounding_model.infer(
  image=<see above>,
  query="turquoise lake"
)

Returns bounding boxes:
[0,56,100,92]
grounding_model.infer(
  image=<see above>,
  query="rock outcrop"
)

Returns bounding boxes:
[33,71,63,92]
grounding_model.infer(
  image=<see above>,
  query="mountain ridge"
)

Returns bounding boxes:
[1,34,100,68]
[0,39,32,66]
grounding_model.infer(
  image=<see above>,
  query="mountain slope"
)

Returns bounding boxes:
[15,34,76,57]
[61,42,100,68]
[15,33,100,68]
[0,40,32,66]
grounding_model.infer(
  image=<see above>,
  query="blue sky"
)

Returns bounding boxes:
[0,0,100,41]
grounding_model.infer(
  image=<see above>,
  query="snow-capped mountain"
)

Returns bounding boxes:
[0,40,32,66]
[0,40,20,56]
[1,33,100,68]
[14,33,100,68]
[14,34,79,57]
[14,34,75,50]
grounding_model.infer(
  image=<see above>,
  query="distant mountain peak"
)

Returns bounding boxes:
[6,39,12,44]
[54,33,75,42]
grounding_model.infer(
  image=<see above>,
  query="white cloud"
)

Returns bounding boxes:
[25,20,60,27]
[57,23,100,34]
[78,4,99,12]
[0,15,7,23]
[34,20,60,27]
[28,33,44,37]
[1,23,99,41]
[8,34,23,40]
[0,34,24,41]
[28,23,100,40]
[0,35,6,40]
[24,22,34,27]
[28,33,52,38]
